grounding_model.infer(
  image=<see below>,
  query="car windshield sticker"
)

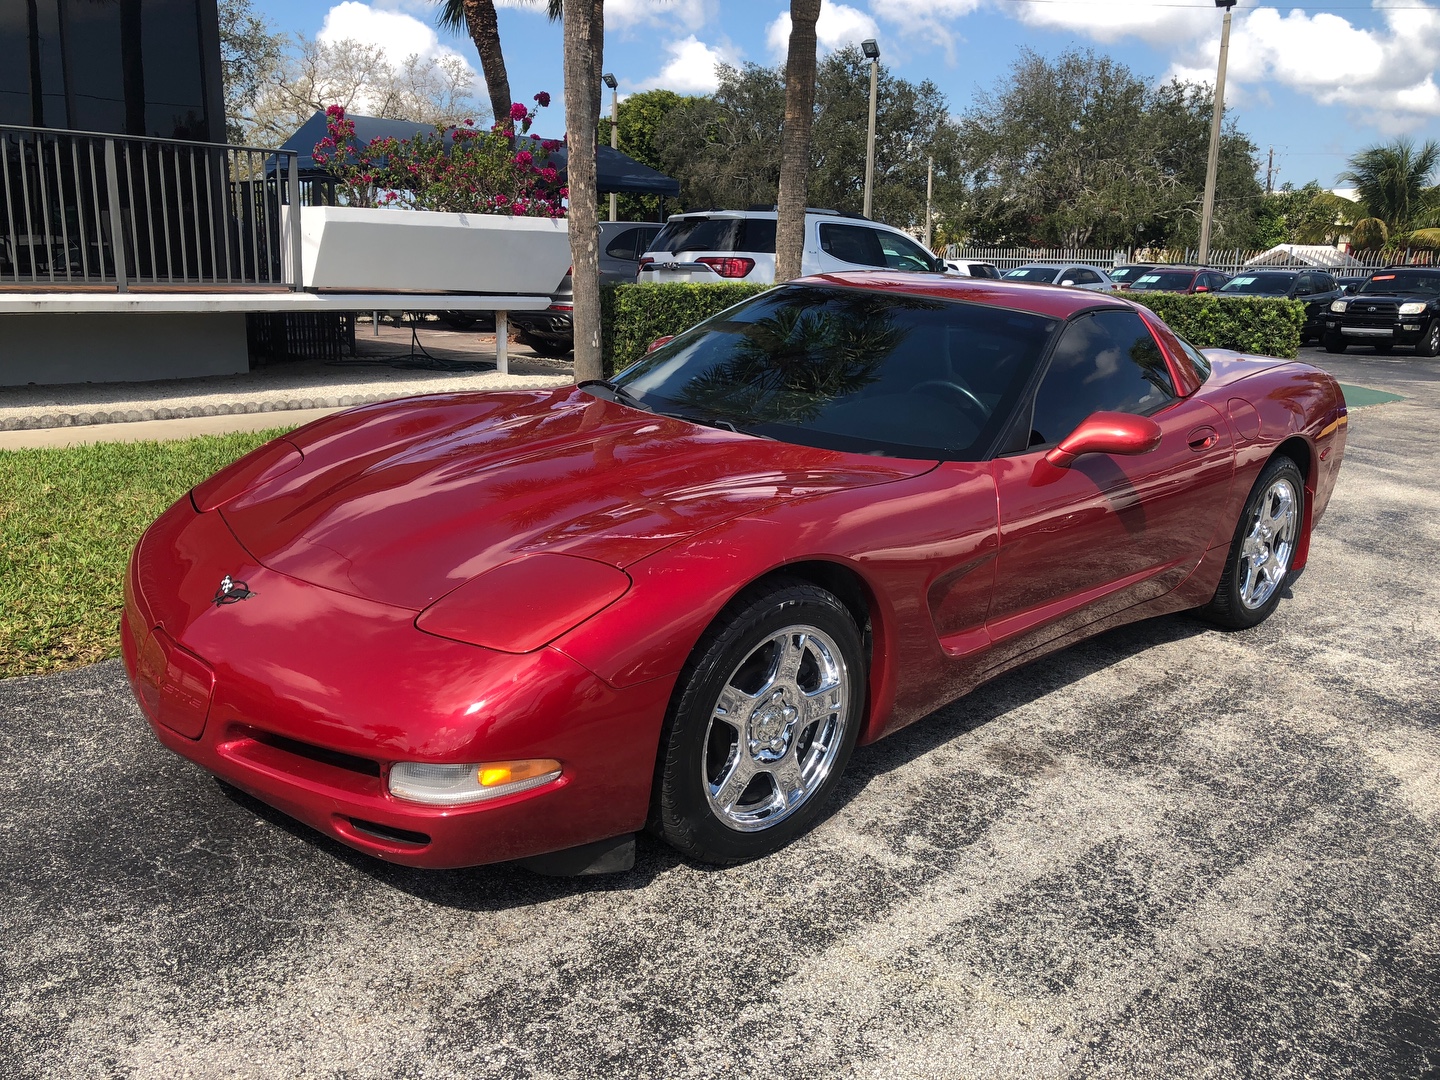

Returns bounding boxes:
[1137,275,1161,283]
[1230,276,1256,286]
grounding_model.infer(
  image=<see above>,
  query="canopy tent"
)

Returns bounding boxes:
[275,112,681,197]
[1244,244,1365,269]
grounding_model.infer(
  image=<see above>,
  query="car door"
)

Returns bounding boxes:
[814,223,886,272]
[984,308,1234,667]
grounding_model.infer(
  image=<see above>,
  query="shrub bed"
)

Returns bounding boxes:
[603,283,771,375]
[1125,293,1305,359]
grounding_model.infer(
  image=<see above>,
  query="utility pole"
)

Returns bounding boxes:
[1265,146,1275,195]
[1198,0,1236,264]
[924,156,934,249]
[603,72,619,222]
[861,39,880,219]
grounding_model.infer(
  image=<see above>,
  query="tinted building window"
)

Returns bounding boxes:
[0,0,218,139]
[1027,310,1175,447]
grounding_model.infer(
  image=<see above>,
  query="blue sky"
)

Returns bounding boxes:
[250,1,1440,190]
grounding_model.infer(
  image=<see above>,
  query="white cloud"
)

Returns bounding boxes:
[868,0,982,64]
[767,2,880,60]
[608,0,714,32]
[638,35,740,94]
[1169,3,1440,128]
[319,2,472,69]
[1003,0,1212,46]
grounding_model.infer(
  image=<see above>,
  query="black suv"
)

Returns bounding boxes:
[1322,268,1440,356]
[1217,270,1341,343]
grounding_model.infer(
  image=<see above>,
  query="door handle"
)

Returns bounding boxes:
[1188,426,1219,452]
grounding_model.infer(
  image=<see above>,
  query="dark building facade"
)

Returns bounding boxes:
[0,0,225,142]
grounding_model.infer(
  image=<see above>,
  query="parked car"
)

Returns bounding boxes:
[944,259,1002,279]
[1123,267,1230,294]
[636,209,943,284]
[1109,264,1159,289]
[1217,270,1341,343]
[510,221,664,355]
[122,273,1347,874]
[1335,275,1369,295]
[1001,263,1115,291]
[1322,267,1440,356]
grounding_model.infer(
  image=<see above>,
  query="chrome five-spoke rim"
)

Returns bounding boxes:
[1239,476,1299,610]
[703,625,851,832]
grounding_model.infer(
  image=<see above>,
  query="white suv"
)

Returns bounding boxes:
[636,209,943,284]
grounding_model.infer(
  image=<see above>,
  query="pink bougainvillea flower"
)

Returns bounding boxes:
[510,102,529,120]
[514,150,533,167]
[326,104,344,118]
[534,92,551,107]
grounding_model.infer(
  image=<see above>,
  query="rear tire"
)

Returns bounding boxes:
[654,579,864,864]
[1200,456,1305,630]
[1322,334,1347,354]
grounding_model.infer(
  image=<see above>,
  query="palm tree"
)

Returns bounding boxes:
[437,0,512,125]
[774,0,822,281]
[564,0,606,382]
[1337,138,1440,237]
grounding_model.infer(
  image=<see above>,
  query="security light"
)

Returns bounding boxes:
[602,73,618,90]
[861,39,880,60]
[1214,1,1236,8]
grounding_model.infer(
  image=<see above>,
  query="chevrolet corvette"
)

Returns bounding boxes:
[122,273,1347,874]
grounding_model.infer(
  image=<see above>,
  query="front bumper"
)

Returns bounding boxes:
[510,306,573,344]
[1323,316,1432,345]
[121,498,671,869]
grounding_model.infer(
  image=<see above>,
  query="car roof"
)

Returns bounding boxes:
[794,270,1132,319]
[1006,262,1110,271]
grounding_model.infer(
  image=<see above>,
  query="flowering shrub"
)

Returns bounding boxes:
[313,94,567,217]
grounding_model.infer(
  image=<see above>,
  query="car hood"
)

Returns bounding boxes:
[219,387,933,610]
[1345,292,1433,304]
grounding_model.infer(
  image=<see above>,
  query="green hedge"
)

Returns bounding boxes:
[603,282,771,375]
[1125,293,1306,359]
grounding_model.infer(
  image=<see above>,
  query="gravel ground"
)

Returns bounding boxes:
[0,348,1436,1079]
[0,322,573,431]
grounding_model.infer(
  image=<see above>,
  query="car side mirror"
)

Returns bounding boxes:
[1044,411,1164,469]
[1195,285,1209,292]
[1060,279,1076,287]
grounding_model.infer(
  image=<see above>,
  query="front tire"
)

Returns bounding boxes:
[1418,319,1440,358]
[1322,333,1347,354]
[655,579,864,864]
[1200,456,1305,630]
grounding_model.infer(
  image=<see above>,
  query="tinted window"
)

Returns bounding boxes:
[1360,271,1440,296]
[1068,269,1101,285]
[1175,336,1212,380]
[605,228,651,260]
[1131,271,1198,292]
[1315,273,1336,291]
[651,217,776,255]
[970,263,1001,279]
[1004,267,1060,283]
[874,230,938,272]
[819,224,884,267]
[1026,310,1176,448]
[1219,273,1297,295]
[611,285,1057,460]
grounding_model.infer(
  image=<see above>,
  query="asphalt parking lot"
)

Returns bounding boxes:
[2,346,1437,1079]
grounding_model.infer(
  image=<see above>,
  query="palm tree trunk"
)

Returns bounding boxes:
[564,0,604,382]
[462,0,512,127]
[775,0,821,282]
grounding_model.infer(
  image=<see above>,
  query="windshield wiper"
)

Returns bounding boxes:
[666,411,774,440]
[578,379,653,412]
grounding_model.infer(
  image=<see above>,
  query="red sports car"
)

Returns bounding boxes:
[122,273,1348,874]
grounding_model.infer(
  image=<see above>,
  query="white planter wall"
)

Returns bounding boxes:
[288,207,571,295]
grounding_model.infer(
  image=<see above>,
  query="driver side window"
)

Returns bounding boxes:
[875,231,936,272]
[1024,310,1176,448]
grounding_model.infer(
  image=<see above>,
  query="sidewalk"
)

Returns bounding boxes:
[0,320,574,449]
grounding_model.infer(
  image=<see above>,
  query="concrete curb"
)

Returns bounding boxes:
[0,392,407,432]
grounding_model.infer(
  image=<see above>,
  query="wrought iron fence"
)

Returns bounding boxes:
[944,245,1437,275]
[0,124,303,290]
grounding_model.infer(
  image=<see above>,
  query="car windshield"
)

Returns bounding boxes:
[1130,271,1197,291]
[649,217,777,255]
[1219,273,1295,295]
[1003,267,1059,283]
[608,285,1057,460]
[1359,271,1440,296]
[1109,267,1152,283]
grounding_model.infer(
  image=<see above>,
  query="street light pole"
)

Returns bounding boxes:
[924,155,934,249]
[1198,0,1236,264]
[861,39,880,219]
[602,72,618,222]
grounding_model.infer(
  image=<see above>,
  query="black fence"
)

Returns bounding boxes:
[0,124,303,290]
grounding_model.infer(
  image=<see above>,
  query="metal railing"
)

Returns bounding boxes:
[945,244,1438,275]
[0,124,303,291]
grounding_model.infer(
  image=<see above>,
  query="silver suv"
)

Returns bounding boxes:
[636,209,943,284]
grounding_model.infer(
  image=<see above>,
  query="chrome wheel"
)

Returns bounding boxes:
[702,624,851,832]
[1238,476,1299,610]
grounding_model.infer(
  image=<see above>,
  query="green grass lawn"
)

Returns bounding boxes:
[0,428,291,680]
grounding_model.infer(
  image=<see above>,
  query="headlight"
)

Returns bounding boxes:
[1400,302,1427,315]
[1330,300,1348,313]
[415,553,631,653]
[389,759,562,805]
